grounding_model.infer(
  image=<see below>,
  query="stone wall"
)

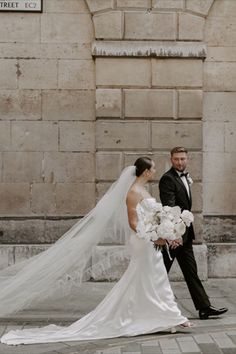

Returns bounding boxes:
[0,0,235,279]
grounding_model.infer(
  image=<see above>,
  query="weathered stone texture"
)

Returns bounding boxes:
[31,183,56,215]
[186,0,214,16]
[12,121,58,152]
[0,60,17,89]
[203,182,236,215]
[124,89,175,118]
[204,216,236,243]
[0,122,11,151]
[153,0,184,9]
[205,17,236,46]
[178,90,202,118]
[178,13,205,41]
[204,62,236,91]
[203,122,224,152]
[152,59,202,87]
[225,122,236,152]
[42,90,95,121]
[124,12,176,40]
[117,0,151,7]
[94,12,123,40]
[44,0,89,13]
[96,152,122,180]
[58,60,95,89]
[41,14,93,43]
[0,183,30,215]
[208,0,236,17]
[56,183,95,215]
[3,152,43,183]
[96,121,149,150]
[59,122,95,152]
[191,183,202,213]
[96,89,122,118]
[204,92,236,122]
[0,90,41,121]
[86,0,112,13]
[43,152,95,183]
[96,58,151,87]
[208,243,236,278]
[151,122,202,149]
[18,59,58,89]
[207,47,236,62]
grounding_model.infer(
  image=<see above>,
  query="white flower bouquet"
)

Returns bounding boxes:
[136,200,194,256]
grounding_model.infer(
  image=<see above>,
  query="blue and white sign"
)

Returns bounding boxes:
[0,0,42,12]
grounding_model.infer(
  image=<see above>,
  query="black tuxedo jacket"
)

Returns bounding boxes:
[159,167,195,241]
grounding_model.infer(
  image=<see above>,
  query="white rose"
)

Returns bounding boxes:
[174,221,186,238]
[181,210,194,227]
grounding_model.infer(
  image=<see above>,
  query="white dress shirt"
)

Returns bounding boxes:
[176,170,190,198]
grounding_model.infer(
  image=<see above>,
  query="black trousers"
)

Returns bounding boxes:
[162,238,210,311]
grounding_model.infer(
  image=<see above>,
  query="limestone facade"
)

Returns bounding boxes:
[0,0,235,279]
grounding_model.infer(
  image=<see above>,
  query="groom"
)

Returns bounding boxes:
[159,146,228,319]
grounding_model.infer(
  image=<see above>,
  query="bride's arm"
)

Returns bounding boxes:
[126,191,141,232]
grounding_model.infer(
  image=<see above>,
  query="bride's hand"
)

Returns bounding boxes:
[153,238,166,246]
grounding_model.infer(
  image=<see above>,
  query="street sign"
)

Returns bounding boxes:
[0,0,42,12]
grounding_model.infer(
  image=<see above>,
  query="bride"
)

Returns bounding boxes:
[0,157,192,345]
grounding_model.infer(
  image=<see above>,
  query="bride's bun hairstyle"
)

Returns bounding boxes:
[134,157,153,177]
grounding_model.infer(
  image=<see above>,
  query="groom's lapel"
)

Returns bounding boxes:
[171,168,191,202]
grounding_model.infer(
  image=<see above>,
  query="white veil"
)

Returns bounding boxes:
[0,166,136,318]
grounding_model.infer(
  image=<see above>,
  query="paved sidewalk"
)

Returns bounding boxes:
[0,279,236,354]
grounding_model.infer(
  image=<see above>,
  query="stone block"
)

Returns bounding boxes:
[124,12,176,40]
[96,152,122,180]
[0,183,31,215]
[152,0,184,9]
[41,14,93,43]
[208,243,236,278]
[14,245,48,264]
[0,153,2,182]
[96,89,121,118]
[117,0,151,7]
[0,90,41,121]
[91,245,129,281]
[56,183,95,215]
[96,58,151,87]
[178,90,202,118]
[31,183,56,215]
[203,122,224,152]
[225,122,236,152]
[151,122,202,150]
[44,0,89,13]
[96,182,112,201]
[204,216,236,244]
[0,13,40,43]
[96,121,149,150]
[42,90,95,121]
[204,63,236,91]
[169,244,208,281]
[203,182,236,215]
[0,42,92,60]
[3,152,43,183]
[18,59,57,89]
[203,152,224,183]
[58,60,95,89]
[0,219,45,244]
[152,59,202,87]
[186,0,214,16]
[191,183,202,213]
[0,246,14,271]
[207,47,236,63]
[0,122,11,151]
[45,219,78,243]
[86,0,112,13]
[205,17,236,46]
[186,152,202,181]
[204,92,236,122]
[94,11,123,40]
[59,122,95,152]
[125,89,175,118]
[209,0,236,17]
[12,121,58,152]
[193,213,203,242]
[178,13,204,41]
[0,59,17,89]
[43,152,95,183]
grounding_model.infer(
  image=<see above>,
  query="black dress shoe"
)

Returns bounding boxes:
[199,306,228,319]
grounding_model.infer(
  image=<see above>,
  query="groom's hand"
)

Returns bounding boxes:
[169,238,183,249]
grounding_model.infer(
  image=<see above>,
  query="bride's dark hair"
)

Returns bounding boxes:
[134,157,153,177]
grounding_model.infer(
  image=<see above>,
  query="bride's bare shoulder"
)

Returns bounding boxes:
[126,186,142,206]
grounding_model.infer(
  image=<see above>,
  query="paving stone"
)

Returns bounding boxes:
[210,332,236,349]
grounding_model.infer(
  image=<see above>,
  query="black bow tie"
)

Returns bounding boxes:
[180,172,188,177]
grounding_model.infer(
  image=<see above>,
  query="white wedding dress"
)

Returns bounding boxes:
[1,198,187,345]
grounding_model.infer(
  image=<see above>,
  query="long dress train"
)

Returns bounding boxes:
[1,199,187,345]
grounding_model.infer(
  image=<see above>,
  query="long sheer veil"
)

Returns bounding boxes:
[0,166,136,318]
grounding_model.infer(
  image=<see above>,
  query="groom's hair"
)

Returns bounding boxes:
[134,157,153,177]
[171,147,188,156]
